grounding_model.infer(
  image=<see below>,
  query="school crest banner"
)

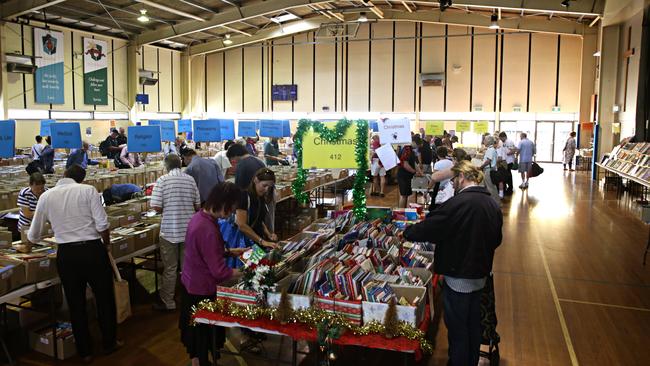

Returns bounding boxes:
[34,28,65,104]
[83,38,108,105]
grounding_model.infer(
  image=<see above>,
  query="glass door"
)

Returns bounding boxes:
[553,122,575,163]
[535,122,554,162]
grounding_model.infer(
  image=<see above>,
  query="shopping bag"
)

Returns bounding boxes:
[218,217,254,269]
[109,253,131,324]
[530,162,544,177]
[510,158,519,171]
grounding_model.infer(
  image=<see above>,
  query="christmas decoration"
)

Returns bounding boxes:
[276,288,293,325]
[383,297,399,339]
[317,318,342,366]
[291,119,369,220]
[241,259,277,303]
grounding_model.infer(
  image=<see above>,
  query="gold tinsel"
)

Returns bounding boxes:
[192,299,433,354]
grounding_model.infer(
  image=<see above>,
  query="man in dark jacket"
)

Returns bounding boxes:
[404,160,502,366]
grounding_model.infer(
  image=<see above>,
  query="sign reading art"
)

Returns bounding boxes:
[474,121,489,134]
[302,122,359,169]
[218,119,235,140]
[34,28,65,104]
[50,123,82,149]
[0,120,16,158]
[83,38,108,105]
[455,121,471,132]
[424,121,445,136]
[127,126,162,153]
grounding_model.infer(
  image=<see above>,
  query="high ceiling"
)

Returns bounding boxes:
[0,0,605,52]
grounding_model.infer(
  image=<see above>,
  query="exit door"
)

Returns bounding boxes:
[535,122,575,163]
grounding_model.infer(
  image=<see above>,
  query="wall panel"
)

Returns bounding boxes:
[225,49,243,113]
[314,41,336,112]
[158,49,173,111]
[558,36,582,113]
[243,46,263,113]
[370,22,393,112]
[419,24,446,112]
[529,33,559,112]
[472,29,497,112]
[347,24,370,112]
[446,26,471,112]
[173,52,182,112]
[272,38,293,112]
[294,32,314,112]
[206,53,223,114]
[142,46,159,111]
[113,40,129,112]
[6,23,25,110]
[501,33,530,112]
[190,55,205,115]
[394,23,416,112]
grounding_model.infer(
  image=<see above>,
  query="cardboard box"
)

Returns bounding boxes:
[267,274,312,311]
[130,224,158,250]
[119,214,139,227]
[217,278,257,307]
[23,255,58,284]
[361,285,427,326]
[29,323,76,360]
[315,295,363,325]
[107,216,121,230]
[111,237,135,259]
[0,230,13,249]
[0,258,26,295]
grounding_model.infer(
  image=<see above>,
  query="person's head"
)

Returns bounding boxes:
[64,164,86,183]
[249,167,276,202]
[110,128,118,138]
[372,135,380,142]
[451,135,458,143]
[484,135,497,147]
[498,132,508,142]
[102,188,114,206]
[35,135,43,144]
[175,134,184,145]
[520,132,528,140]
[119,127,125,135]
[226,143,249,161]
[451,160,483,193]
[45,136,51,145]
[425,135,432,143]
[224,140,235,151]
[163,154,182,172]
[570,131,576,138]
[204,182,243,218]
[436,146,448,159]
[81,141,90,151]
[182,149,197,166]
[412,135,423,148]
[29,172,46,197]
[452,148,470,162]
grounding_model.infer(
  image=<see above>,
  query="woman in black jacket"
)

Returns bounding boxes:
[404,160,503,366]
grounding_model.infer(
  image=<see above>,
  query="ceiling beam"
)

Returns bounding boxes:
[135,0,333,46]
[0,0,67,19]
[409,0,604,17]
[134,0,205,22]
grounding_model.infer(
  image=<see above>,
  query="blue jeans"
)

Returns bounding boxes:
[443,282,482,366]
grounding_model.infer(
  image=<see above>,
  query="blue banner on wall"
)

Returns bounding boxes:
[218,119,235,140]
[127,126,162,153]
[238,121,258,137]
[34,28,65,104]
[259,120,284,138]
[40,119,55,136]
[149,120,176,142]
[178,119,192,133]
[193,120,221,142]
[0,120,16,158]
[50,122,82,149]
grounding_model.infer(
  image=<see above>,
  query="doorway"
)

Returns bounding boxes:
[535,122,576,163]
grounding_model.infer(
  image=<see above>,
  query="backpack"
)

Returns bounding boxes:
[99,139,111,157]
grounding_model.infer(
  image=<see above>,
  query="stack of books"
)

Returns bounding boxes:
[401,247,434,269]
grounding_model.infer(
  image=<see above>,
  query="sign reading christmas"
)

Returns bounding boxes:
[83,38,108,105]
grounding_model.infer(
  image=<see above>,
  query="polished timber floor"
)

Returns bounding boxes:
[19,165,650,366]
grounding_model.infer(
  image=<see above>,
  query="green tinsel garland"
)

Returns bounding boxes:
[291,119,369,220]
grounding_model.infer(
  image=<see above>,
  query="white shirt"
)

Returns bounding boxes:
[28,178,109,244]
[499,139,516,164]
[150,169,200,243]
[31,143,45,160]
[483,147,498,170]
[213,150,232,178]
[433,158,454,187]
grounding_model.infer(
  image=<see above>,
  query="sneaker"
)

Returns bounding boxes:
[524,182,529,188]
[370,192,378,196]
[498,191,504,199]
[519,183,525,189]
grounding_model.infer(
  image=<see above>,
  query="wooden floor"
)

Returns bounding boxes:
[17,164,650,366]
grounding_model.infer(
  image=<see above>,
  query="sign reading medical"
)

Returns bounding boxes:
[83,38,108,105]
[474,121,489,134]
[456,121,471,132]
[378,118,411,144]
[40,119,55,136]
[178,119,192,133]
[127,126,162,153]
[148,120,176,141]
[34,28,65,104]
[193,120,221,142]
[218,119,235,140]
[424,121,445,136]
[302,122,359,169]
[259,120,284,137]
[0,120,16,158]
[50,123,82,149]
[238,121,258,137]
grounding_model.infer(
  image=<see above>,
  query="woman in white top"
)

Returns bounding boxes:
[480,136,502,202]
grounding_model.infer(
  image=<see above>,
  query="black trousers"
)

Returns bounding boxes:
[56,240,117,357]
[443,282,482,366]
[179,284,225,365]
[505,163,514,193]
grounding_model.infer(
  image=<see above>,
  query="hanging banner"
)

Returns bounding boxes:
[193,120,221,142]
[282,120,291,137]
[424,121,445,136]
[378,118,411,144]
[83,38,108,105]
[238,121,258,137]
[259,120,284,138]
[0,120,16,158]
[303,122,359,169]
[34,28,65,104]
[218,119,235,140]
[40,119,55,136]
[50,123,82,149]
[178,119,192,133]
[456,121,471,132]
[148,120,176,141]
[127,126,162,153]
[474,121,489,134]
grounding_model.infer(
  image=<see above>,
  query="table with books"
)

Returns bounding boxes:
[192,207,440,365]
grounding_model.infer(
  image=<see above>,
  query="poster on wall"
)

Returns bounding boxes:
[0,120,16,158]
[83,38,108,105]
[34,28,65,104]
[302,122,359,169]
[378,118,411,144]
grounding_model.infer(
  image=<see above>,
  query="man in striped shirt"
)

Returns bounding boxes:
[17,173,47,231]
[150,154,201,311]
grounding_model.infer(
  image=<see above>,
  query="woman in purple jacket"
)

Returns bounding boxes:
[179,182,244,366]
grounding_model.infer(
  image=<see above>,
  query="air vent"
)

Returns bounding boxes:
[420,73,445,87]
[6,53,37,74]
[139,70,159,86]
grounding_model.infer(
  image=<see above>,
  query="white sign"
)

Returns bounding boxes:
[375,143,399,171]
[378,118,411,144]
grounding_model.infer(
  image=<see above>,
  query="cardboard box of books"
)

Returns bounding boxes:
[0,258,26,295]
[267,273,312,311]
[110,236,135,259]
[362,285,427,327]
[0,230,13,249]
[107,216,121,230]
[216,278,258,307]
[314,295,363,325]
[22,254,57,284]
[29,322,76,360]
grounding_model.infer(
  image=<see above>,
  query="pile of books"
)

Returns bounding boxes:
[401,247,434,269]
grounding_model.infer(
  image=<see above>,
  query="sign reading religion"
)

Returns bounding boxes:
[302,122,359,169]
[83,38,108,105]
[34,28,65,104]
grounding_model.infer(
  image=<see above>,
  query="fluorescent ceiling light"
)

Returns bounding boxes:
[271,13,299,24]
[223,34,233,45]
[139,112,181,120]
[8,109,49,120]
[489,13,500,29]
[94,111,129,120]
[138,9,149,23]
[51,111,93,120]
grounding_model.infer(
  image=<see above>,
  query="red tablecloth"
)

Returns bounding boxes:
[193,307,430,360]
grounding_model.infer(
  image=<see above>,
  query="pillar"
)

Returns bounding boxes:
[596,25,621,160]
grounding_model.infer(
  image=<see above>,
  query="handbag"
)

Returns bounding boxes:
[109,253,131,324]
[218,194,254,268]
[530,162,544,177]
[510,158,519,171]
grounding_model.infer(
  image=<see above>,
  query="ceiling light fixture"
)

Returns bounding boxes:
[358,12,368,22]
[223,34,233,45]
[271,13,299,24]
[489,13,500,29]
[561,0,570,8]
[137,9,149,23]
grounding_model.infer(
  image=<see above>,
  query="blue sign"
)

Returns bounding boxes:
[218,119,235,140]
[193,119,221,142]
[259,120,284,138]
[40,119,55,136]
[282,120,291,137]
[178,119,192,133]
[127,126,162,153]
[50,122,82,149]
[0,120,16,158]
[370,121,379,132]
[238,121,258,137]
[136,94,149,104]
[149,120,176,141]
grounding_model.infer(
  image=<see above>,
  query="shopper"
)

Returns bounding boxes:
[430,146,454,206]
[515,133,536,189]
[182,149,224,204]
[403,160,502,366]
[151,154,201,311]
[235,168,279,251]
[397,140,422,208]
[102,184,142,205]
[179,182,243,366]
[498,132,516,195]
[66,141,99,169]
[264,137,286,166]
[481,135,502,200]
[103,129,123,159]
[117,127,127,145]
[563,132,577,171]
[370,135,386,197]
[227,143,266,189]
[40,136,55,174]
[119,145,142,169]
[31,136,45,162]
[213,140,235,178]
[245,136,259,156]
[27,165,121,363]
[17,172,47,231]
[420,135,434,174]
